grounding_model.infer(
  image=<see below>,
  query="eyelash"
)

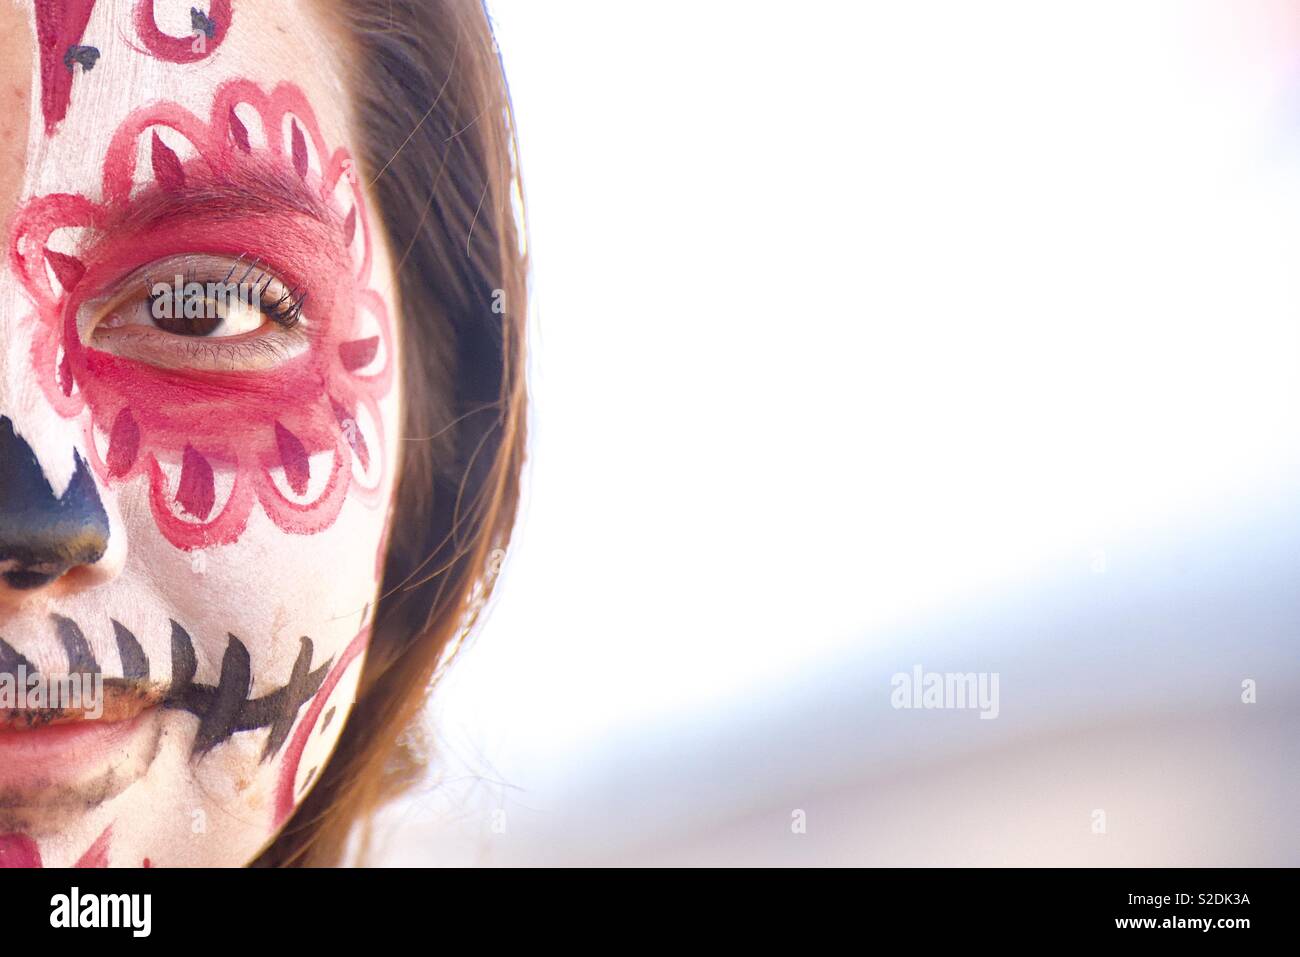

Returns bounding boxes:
[82,254,317,372]
[144,260,311,332]
[261,281,310,329]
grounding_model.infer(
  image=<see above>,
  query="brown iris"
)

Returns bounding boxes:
[146,288,225,337]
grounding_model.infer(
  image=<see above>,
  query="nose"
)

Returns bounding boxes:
[0,415,110,591]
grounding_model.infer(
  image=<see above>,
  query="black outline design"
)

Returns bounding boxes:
[0,415,110,590]
[1,615,331,760]
[190,8,217,40]
[62,45,100,72]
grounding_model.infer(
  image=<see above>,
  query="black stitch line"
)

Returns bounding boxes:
[52,614,99,675]
[112,619,149,681]
[169,619,197,691]
[3,614,330,761]
[191,635,251,756]
[0,638,34,676]
[161,620,330,758]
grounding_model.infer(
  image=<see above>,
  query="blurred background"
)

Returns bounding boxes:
[370,0,1300,866]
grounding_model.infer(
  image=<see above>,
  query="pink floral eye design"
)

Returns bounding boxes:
[8,80,393,551]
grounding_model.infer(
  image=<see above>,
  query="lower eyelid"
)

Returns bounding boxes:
[88,323,311,371]
[177,335,303,368]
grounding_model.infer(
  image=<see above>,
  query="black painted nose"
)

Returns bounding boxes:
[0,415,109,590]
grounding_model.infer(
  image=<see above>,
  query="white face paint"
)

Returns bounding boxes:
[0,0,402,867]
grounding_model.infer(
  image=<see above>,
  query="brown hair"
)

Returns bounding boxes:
[252,0,528,866]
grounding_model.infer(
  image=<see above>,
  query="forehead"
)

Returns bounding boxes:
[0,0,351,203]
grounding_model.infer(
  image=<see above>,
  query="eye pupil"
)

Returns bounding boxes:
[87,256,310,372]
[148,290,224,337]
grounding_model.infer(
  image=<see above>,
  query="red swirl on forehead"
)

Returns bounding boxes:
[133,0,233,64]
[36,2,237,136]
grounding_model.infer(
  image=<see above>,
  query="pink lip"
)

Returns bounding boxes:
[0,707,158,789]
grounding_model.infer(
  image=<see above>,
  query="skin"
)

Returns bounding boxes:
[0,0,402,866]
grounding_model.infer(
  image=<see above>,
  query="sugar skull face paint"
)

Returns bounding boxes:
[0,1,403,866]
[12,78,393,548]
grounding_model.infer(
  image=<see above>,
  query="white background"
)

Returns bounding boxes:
[370,1,1300,866]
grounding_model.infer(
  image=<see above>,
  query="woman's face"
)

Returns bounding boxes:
[0,1,400,867]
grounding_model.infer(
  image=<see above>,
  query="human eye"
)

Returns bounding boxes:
[78,253,312,372]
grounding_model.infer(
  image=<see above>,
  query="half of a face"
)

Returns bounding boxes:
[0,0,401,867]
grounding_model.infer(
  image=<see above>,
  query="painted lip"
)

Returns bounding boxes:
[0,679,166,730]
[0,702,162,792]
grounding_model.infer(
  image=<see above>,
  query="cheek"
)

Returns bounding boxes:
[131,445,395,648]
[116,360,398,857]
[188,617,365,824]
[79,497,388,865]
[271,623,369,827]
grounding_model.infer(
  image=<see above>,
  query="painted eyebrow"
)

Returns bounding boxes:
[108,155,336,233]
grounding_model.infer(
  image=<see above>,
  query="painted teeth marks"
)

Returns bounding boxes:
[190,636,249,756]
[168,618,197,689]
[0,639,35,676]
[52,614,98,674]
[166,627,329,759]
[1,615,331,760]
[253,637,322,760]
[111,620,148,681]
